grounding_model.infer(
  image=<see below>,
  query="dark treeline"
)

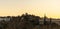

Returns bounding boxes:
[0,13,40,29]
[0,13,60,29]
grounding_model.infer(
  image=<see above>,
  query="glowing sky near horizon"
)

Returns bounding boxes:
[0,0,60,18]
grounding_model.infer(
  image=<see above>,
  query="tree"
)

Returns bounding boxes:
[44,14,47,25]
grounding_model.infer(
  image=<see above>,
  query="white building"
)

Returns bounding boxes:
[0,17,10,21]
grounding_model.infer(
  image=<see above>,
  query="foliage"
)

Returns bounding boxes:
[0,13,40,29]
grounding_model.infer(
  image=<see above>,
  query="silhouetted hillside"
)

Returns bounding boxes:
[0,13,40,29]
[0,13,60,29]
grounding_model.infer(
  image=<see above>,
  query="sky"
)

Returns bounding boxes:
[0,0,60,18]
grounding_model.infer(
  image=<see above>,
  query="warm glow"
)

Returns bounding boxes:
[0,0,60,18]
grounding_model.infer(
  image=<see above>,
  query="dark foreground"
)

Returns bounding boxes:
[0,13,60,29]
